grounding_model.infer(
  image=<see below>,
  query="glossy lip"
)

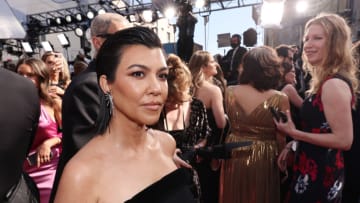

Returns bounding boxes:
[142,101,163,111]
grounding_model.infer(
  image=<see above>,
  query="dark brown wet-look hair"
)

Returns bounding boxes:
[95,26,163,134]
[239,46,281,91]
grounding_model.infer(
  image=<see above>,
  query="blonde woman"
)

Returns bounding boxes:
[275,13,358,202]
[189,50,226,203]
[41,51,71,97]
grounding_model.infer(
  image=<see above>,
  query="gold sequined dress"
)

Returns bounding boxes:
[219,86,286,203]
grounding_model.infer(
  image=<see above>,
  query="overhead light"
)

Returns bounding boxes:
[65,15,74,23]
[127,14,137,23]
[57,33,70,47]
[41,41,53,52]
[86,11,95,19]
[21,42,33,53]
[75,27,84,37]
[55,17,65,25]
[164,7,176,19]
[46,18,57,26]
[97,8,106,15]
[195,0,206,8]
[296,1,308,13]
[75,13,84,21]
[141,10,153,23]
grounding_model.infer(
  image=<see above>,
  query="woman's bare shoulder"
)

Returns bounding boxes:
[55,151,99,202]
[149,129,176,155]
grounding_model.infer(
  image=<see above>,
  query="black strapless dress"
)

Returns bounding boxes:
[125,168,196,203]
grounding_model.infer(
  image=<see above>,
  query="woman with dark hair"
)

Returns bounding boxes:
[16,58,62,203]
[219,46,289,203]
[54,27,196,203]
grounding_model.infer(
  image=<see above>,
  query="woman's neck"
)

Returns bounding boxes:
[105,114,149,148]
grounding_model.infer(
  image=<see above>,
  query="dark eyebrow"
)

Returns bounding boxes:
[127,64,169,71]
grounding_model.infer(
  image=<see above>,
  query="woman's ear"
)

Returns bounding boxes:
[99,75,111,93]
[91,36,102,51]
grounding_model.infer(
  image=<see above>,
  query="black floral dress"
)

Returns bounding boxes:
[286,76,352,203]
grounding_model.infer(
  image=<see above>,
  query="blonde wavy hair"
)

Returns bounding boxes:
[166,54,192,105]
[188,50,211,95]
[303,13,358,97]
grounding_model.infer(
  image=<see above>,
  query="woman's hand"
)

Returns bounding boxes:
[273,110,298,139]
[277,141,295,171]
[36,140,52,167]
[173,148,192,169]
[49,85,65,97]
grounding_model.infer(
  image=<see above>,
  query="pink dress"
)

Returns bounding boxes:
[23,104,62,203]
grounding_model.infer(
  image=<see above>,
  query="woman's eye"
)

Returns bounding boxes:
[159,73,168,80]
[131,71,144,77]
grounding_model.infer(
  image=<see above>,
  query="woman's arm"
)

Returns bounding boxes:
[276,94,290,151]
[210,85,226,128]
[54,160,96,203]
[36,137,61,167]
[275,79,353,150]
[281,84,303,108]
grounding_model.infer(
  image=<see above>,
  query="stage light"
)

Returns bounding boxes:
[57,33,70,47]
[195,0,206,8]
[75,27,84,37]
[127,14,137,23]
[260,1,284,28]
[46,18,57,26]
[141,10,153,23]
[86,10,95,19]
[41,41,53,52]
[65,15,74,23]
[75,13,84,21]
[55,17,65,25]
[97,8,106,15]
[21,42,33,53]
[296,1,308,13]
[164,7,176,19]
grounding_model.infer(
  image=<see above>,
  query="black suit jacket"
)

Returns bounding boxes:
[50,60,102,202]
[221,46,247,84]
[0,68,40,198]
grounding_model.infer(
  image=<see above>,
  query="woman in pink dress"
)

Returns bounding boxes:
[16,57,62,203]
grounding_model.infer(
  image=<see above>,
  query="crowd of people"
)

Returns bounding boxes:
[1,11,360,203]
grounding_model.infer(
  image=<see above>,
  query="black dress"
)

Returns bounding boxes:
[125,168,196,203]
[153,98,211,202]
[285,76,349,202]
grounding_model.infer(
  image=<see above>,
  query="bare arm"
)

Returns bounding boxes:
[275,79,353,150]
[210,85,226,128]
[281,84,303,108]
[54,160,97,203]
[276,94,290,151]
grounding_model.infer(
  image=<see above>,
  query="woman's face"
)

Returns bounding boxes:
[45,54,62,75]
[108,45,168,126]
[17,64,39,88]
[202,55,218,78]
[284,66,296,85]
[303,24,327,67]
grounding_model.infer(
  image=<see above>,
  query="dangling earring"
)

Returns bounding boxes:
[104,91,113,116]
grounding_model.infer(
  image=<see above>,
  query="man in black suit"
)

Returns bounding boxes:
[221,34,247,85]
[0,68,40,202]
[49,13,131,202]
